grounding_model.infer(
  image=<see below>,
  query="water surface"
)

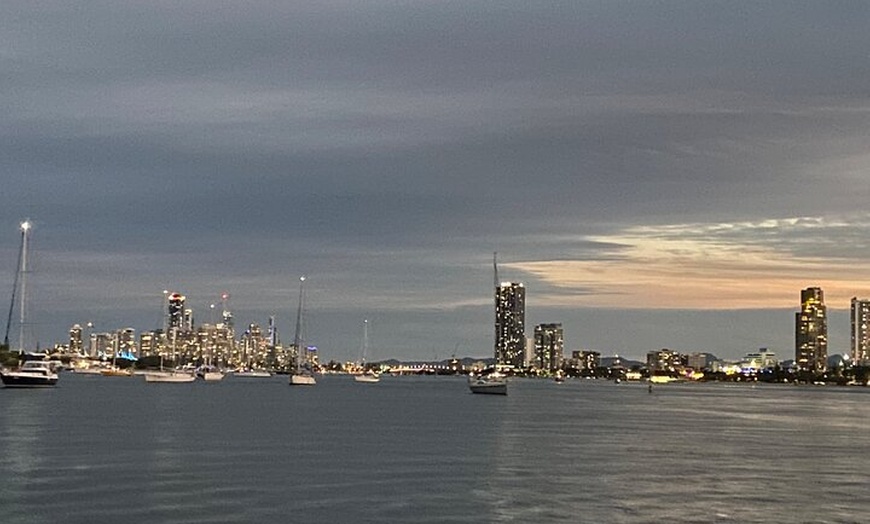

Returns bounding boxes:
[1,375,867,523]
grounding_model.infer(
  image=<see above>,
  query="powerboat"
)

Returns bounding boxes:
[1,361,59,388]
[468,371,507,395]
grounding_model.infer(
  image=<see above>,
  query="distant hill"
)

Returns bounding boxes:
[600,356,644,369]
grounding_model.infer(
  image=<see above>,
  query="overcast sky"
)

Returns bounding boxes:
[2,1,869,362]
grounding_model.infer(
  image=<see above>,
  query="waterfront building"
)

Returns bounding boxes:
[92,332,114,359]
[523,337,534,367]
[139,329,165,357]
[647,348,684,373]
[850,297,870,365]
[795,287,827,373]
[69,324,83,355]
[686,352,716,371]
[115,327,137,358]
[495,282,525,368]
[570,350,600,371]
[741,348,777,372]
[239,323,268,368]
[533,323,564,372]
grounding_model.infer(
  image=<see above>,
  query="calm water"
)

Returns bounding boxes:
[1,374,868,523]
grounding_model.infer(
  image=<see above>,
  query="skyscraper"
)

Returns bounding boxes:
[850,297,870,365]
[68,324,83,355]
[795,287,827,373]
[495,282,525,368]
[167,293,186,331]
[533,323,564,372]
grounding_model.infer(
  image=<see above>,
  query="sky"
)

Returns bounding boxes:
[2,1,870,362]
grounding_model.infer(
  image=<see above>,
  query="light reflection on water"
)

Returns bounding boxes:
[0,375,868,523]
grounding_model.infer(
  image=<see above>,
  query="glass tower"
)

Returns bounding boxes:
[795,287,827,373]
[495,282,525,368]
[850,297,870,365]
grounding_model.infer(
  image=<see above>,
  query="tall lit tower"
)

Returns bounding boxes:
[850,297,870,365]
[795,287,827,373]
[167,293,186,331]
[494,254,525,368]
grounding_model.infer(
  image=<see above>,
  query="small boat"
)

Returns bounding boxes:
[234,369,271,378]
[143,355,195,383]
[0,360,59,388]
[144,370,196,383]
[198,367,224,381]
[468,370,507,395]
[100,367,132,377]
[354,370,381,383]
[290,372,316,386]
[553,371,565,383]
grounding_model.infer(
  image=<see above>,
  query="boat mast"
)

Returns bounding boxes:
[19,221,30,353]
[4,221,27,349]
[493,252,499,361]
[293,276,305,370]
[361,319,369,366]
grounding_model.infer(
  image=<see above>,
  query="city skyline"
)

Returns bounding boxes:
[3,2,870,361]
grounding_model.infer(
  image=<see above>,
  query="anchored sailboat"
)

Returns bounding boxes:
[354,319,380,383]
[289,276,316,386]
[1,220,59,388]
[468,252,508,395]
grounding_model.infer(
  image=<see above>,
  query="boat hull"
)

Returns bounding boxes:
[354,373,380,383]
[289,374,316,386]
[144,372,196,383]
[469,382,507,395]
[101,368,132,377]
[202,371,224,381]
[468,374,507,395]
[233,371,271,378]
[0,371,58,388]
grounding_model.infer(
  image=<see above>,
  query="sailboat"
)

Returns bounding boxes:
[101,349,132,377]
[1,220,59,388]
[198,335,224,381]
[354,319,380,383]
[144,332,195,383]
[144,354,195,383]
[469,253,508,395]
[289,276,316,386]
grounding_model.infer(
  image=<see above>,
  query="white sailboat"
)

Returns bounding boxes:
[1,221,58,388]
[469,253,509,395]
[354,319,380,383]
[289,276,316,386]
[144,349,195,384]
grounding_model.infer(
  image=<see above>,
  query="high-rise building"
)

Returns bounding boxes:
[495,282,525,368]
[167,293,186,331]
[571,350,600,371]
[115,327,137,357]
[533,323,564,372]
[795,287,827,373]
[850,297,870,365]
[69,324,83,354]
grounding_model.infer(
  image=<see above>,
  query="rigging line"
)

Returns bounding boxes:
[3,228,25,348]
